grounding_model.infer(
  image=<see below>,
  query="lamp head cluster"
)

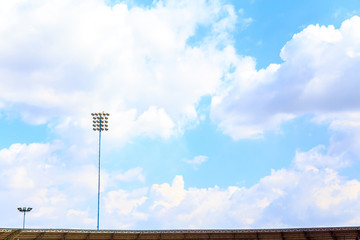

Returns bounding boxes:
[91,112,109,131]
[17,207,32,213]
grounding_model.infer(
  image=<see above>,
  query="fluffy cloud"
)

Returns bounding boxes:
[0,0,238,144]
[115,167,145,183]
[184,155,208,169]
[0,142,96,228]
[2,141,360,229]
[0,142,144,228]
[104,188,148,217]
[100,144,360,229]
[0,0,240,229]
[2,0,360,231]
[0,143,58,190]
[211,16,360,139]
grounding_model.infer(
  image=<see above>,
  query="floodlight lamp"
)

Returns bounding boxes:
[17,207,32,213]
[105,128,108,131]
[93,128,96,131]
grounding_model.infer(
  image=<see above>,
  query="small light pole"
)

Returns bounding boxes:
[91,111,109,230]
[17,207,32,229]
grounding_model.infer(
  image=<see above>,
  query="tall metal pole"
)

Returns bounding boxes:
[17,207,32,229]
[23,211,26,229]
[97,119,101,230]
[91,112,109,230]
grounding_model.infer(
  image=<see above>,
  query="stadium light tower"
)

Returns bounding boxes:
[17,207,32,229]
[91,111,109,230]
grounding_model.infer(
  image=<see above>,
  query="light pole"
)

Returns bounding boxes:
[17,207,32,229]
[91,112,109,230]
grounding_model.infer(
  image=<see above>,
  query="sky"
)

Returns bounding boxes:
[1,0,360,230]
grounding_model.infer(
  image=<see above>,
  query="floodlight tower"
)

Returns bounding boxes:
[91,112,109,230]
[17,207,32,229]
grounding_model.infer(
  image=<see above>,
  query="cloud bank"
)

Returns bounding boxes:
[1,0,360,230]
[2,142,360,229]
[0,0,237,144]
[211,16,360,140]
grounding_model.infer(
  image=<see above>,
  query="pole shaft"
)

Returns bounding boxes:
[23,211,25,229]
[97,118,102,230]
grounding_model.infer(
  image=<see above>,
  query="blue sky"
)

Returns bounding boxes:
[1,0,360,230]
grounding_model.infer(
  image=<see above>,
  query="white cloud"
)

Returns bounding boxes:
[2,0,360,231]
[133,107,175,139]
[184,155,208,169]
[0,0,239,229]
[104,188,148,215]
[0,142,126,228]
[0,143,59,191]
[126,146,360,229]
[0,142,52,165]
[0,3,241,228]
[1,140,360,229]
[211,16,360,140]
[294,145,349,171]
[102,188,148,229]
[115,167,145,183]
[151,175,186,210]
[6,167,35,189]
[0,0,237,144]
